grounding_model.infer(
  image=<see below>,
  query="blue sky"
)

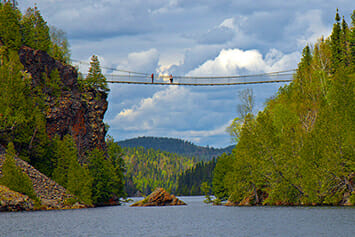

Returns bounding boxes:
[20,1,354,148]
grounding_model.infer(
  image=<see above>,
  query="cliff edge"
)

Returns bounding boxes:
[18,46,108,160]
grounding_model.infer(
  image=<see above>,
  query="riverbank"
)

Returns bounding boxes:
[0,153,87,212]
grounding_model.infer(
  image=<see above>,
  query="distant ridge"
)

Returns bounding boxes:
[117,136,235,161]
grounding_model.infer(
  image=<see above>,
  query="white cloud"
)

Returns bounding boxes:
[186,48,300,76]
[291,10,332,47]
[121,48,160,73]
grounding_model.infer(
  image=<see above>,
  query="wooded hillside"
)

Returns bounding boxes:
[118,136,234,161]
[212,10,355,206]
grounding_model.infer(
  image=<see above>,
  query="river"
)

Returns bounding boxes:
[1,196,354,236]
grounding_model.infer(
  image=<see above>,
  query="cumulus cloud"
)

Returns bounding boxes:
[186,48,300,76]
[118,48,160,73]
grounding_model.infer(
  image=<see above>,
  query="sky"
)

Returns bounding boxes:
[19,0,354,148]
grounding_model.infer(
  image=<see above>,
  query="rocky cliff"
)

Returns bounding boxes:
[18,46,108,160]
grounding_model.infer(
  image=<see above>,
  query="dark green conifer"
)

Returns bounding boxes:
[350,10,355,70]
[21,6,51,51]
[0,142,37,200]
[86,55,109,93]
[330,9,342,72]
[0,1,21,49]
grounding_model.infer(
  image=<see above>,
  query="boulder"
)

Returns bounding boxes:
[130,188,186,207]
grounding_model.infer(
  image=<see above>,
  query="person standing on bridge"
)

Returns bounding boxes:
[151,73,154,83]
[169,74,173,84]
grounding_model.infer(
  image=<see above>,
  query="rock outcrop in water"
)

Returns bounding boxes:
[18,46,108,160]
[131,188,186,207]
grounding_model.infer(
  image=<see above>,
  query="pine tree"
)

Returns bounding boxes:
[85,55,109,93]
[0,142,37,200]
[88,148,123,205]
[0,1,22,49]
[52,135,74,186]
[330,9,342,72]
[350,10,355,71]
[67,159,93,205]
[21,6,51,52]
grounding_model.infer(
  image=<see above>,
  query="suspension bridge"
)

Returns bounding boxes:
[74,60,295,86]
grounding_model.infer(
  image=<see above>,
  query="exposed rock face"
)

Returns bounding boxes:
[18,46,108,160]
[0,185,34,212]
[0,152,85,210]
[131,188,186,207]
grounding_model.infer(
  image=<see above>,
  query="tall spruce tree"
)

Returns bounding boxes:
[21,6,51,52]
[350,10,355,71]
[85,55,109,93]
[330,9,342,72]
[0,1,21,49]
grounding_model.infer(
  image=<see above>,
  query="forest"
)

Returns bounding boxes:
[212,10,355,205]
[123,146,196,196]
[0,1,124,206]
[118,136,234,161]
[122,143,218,196]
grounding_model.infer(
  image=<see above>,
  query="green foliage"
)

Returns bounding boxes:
[42,69,63,97]
[0,142,37,200]
[52,135,93,205]
[213,10,355,206]
[118,136,234,161]
[88,148,123,205]
[0,1,22,49]
[84,55,109,93]
[67,160,92,205]
[123,146,196,196]
[107,136,126,197]
[176,158,216,196]
[21,6,51,52]
[201,182,212,204]
[212,153,231,200]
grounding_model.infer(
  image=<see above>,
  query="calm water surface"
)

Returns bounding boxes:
[0,196,354,237]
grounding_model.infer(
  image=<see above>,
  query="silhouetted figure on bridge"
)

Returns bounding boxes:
[151,73,154,83]
[169,74,173,84]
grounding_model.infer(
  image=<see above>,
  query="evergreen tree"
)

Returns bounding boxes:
[52,135,76,186]
[85,55,109,93]
[88,148,122,205]
[350,10,355,71]
[52,135,93,205]
[107,136,125,198]
[0,1,21,50]
[0,142,37,200]
[21,6,51,52]
[330,9,342,72]
[67,158,93,205]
